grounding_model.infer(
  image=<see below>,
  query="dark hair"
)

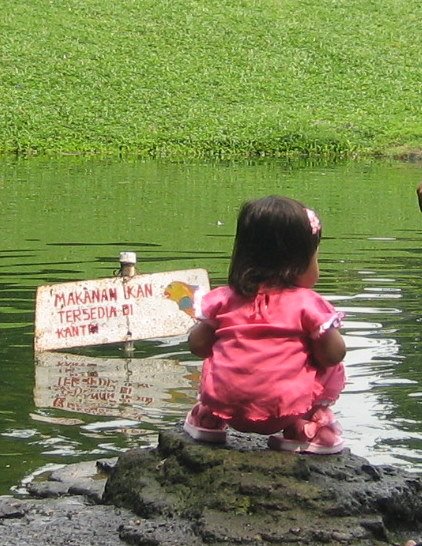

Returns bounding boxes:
[228,196,321,298]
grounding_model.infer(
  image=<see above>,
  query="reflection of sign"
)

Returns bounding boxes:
[34,352,194,419]
[34,268,209,351]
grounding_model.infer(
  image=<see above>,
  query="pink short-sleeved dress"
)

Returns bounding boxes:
[196,286,346,423]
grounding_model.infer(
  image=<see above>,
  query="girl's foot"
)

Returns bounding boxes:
[267,415,344,455]
[183,403,228,443]
[305,405,343,435]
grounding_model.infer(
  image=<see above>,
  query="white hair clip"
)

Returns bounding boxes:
[305,208,321,235]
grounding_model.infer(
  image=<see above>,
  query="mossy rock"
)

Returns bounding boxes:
[104,426,422,545]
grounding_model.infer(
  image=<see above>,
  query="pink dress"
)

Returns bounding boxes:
[196,286,345,424]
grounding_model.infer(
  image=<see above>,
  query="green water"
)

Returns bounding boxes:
[0,157,421,495]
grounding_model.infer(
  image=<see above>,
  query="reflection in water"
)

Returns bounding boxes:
[34,352,194,423]
[332,262,422,469]
[16,353,199,460]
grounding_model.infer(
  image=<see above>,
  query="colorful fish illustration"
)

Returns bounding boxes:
[164,281,198,317]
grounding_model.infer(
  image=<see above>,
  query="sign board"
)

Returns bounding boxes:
[34,351,196,420]
[34,268,210,352]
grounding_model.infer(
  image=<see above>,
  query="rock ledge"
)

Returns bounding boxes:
[1,426,421,545]
[103,427,422,545]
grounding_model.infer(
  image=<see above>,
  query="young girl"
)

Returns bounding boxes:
[184,195,346,454]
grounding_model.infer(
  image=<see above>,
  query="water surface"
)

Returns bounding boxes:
[0,157,421,494]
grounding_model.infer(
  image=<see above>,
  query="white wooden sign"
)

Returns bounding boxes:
[34,351,194,419]
[34,268,209,352]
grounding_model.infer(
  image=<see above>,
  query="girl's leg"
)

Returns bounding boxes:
[305,362,345,433]
[227,415,294,435]
[313,363,346,405]
[183,402,228,443]
[190,401,226,429]
[268,416,344,455]
[185,408,294,439]
[268,365,346,454]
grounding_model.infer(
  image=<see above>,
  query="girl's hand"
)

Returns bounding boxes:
[310,328,346,369]
[188,320,217,358]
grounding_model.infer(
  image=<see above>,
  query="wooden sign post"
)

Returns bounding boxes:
[34,257,209,352]
[118,251,137,354]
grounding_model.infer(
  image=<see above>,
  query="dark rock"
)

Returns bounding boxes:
[1,429,421,545]
[0,496,136,545]
[103,427,422,545]
[0,457,123,545]
[361,519,389,541]
[25,459,112,502]
[0,497,28,519]
[96,457,118,475]
[119,518,203,545]
[361,463,383,481]
[68,480,106,504]
[27,480,70,498]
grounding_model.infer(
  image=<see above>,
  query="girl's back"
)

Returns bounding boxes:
[199,285,339,421]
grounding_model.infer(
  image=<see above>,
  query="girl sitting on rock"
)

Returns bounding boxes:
[184,195,346,454]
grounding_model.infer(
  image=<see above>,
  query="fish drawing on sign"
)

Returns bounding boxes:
[164,281,198,317]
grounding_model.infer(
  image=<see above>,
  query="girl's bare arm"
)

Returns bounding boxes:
[188,320,217,358]
[311,328,346,369]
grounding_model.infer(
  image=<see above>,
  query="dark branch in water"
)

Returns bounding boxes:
[417,183,422,212]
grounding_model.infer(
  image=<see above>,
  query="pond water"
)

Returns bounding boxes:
[0,157,421,495]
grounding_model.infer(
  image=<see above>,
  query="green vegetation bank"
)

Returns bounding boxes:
[1,0,421,159]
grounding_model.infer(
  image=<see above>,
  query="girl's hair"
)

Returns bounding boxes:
[228,195,321,297]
